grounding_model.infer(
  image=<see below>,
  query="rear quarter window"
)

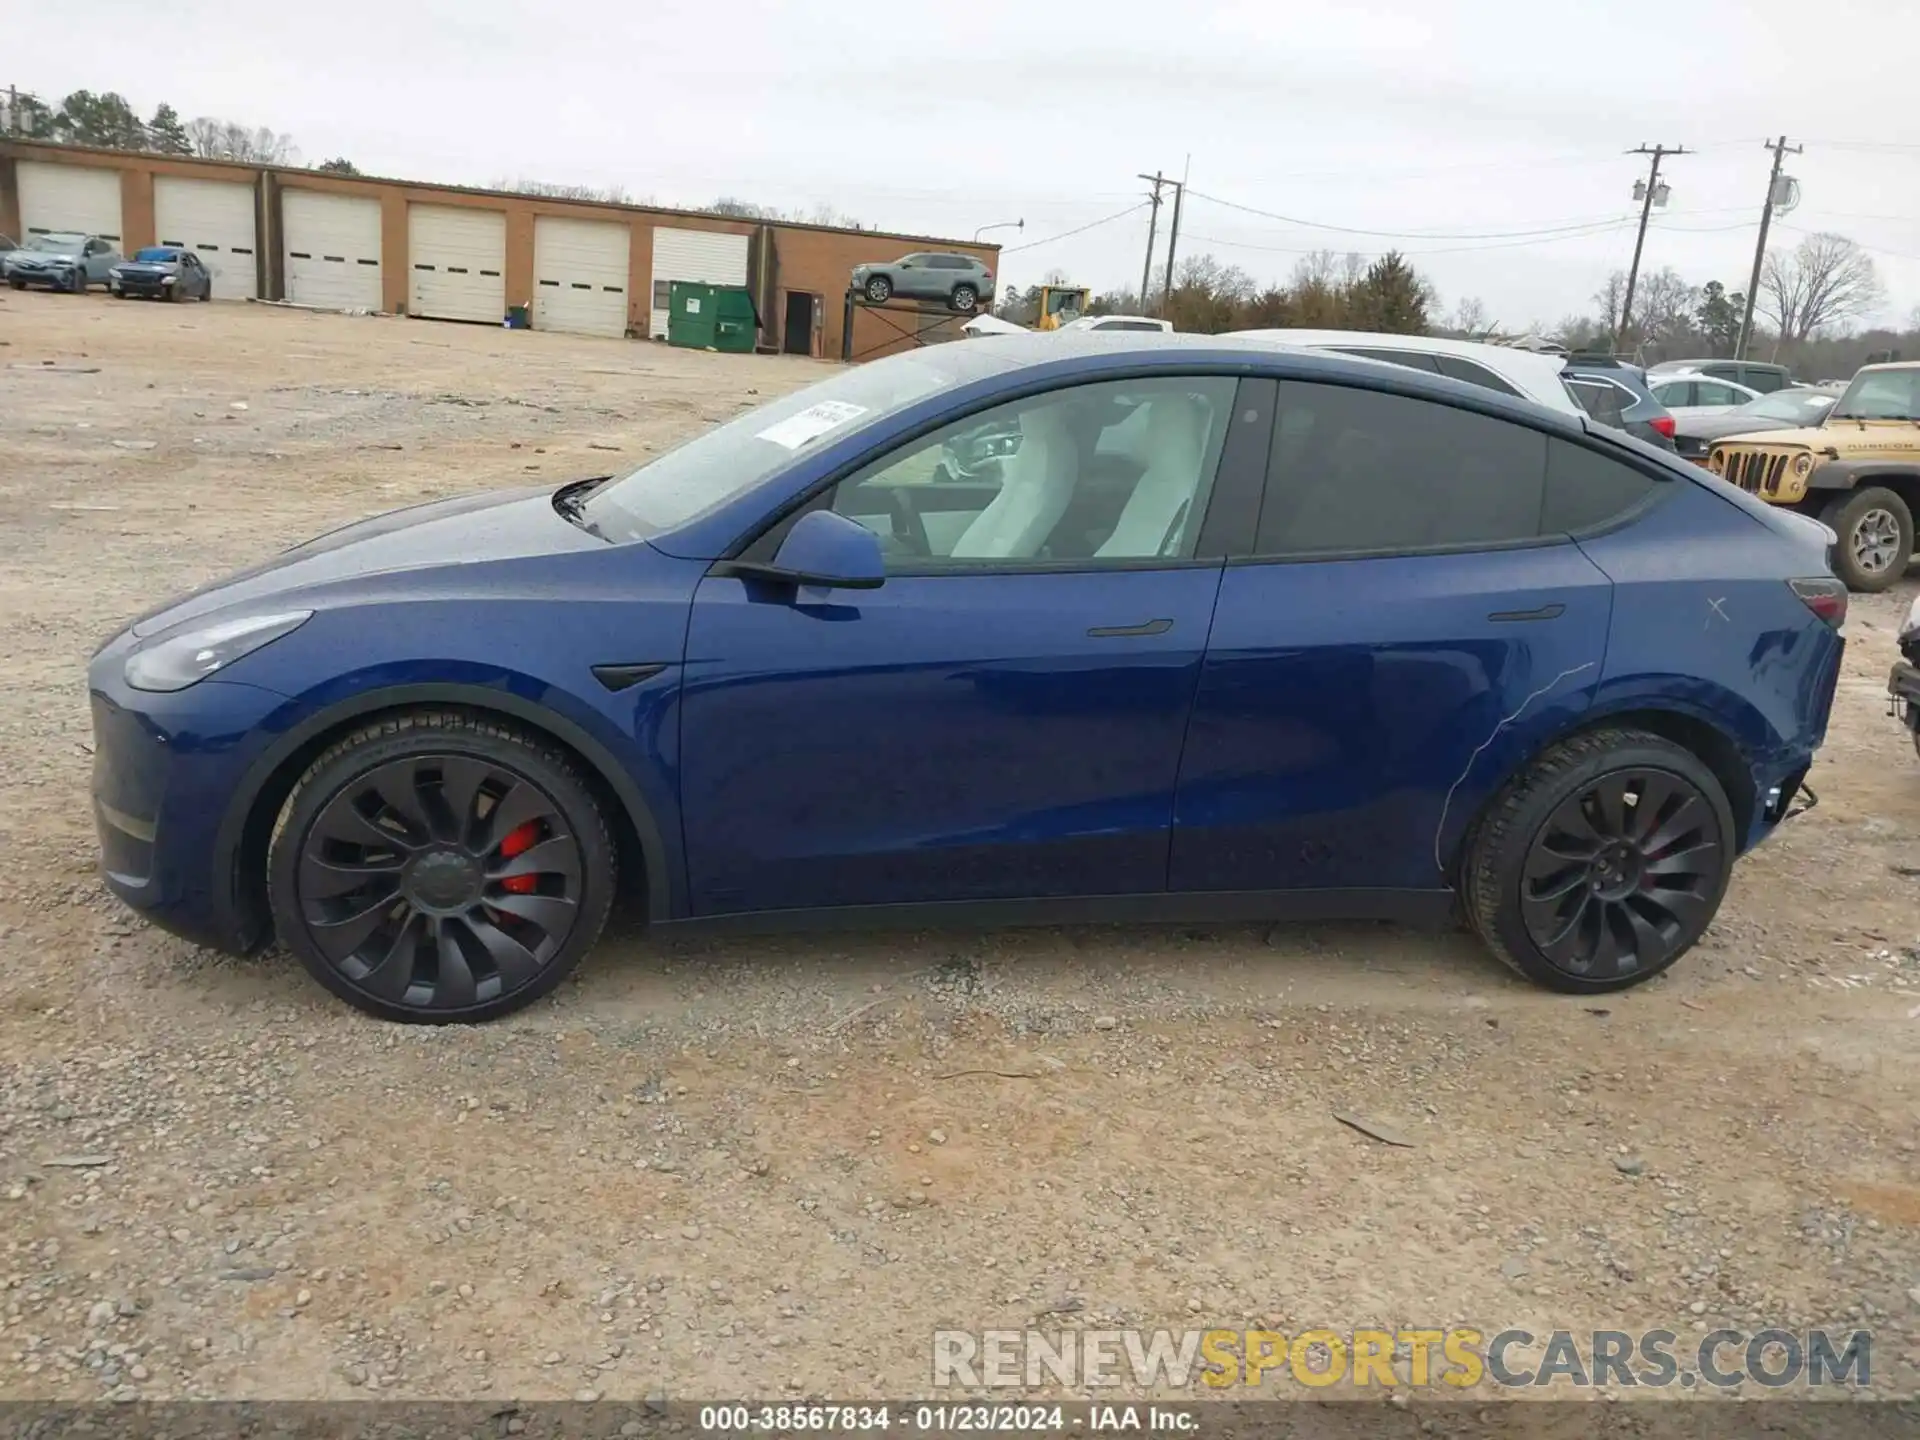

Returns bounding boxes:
[1543,438,1661,534]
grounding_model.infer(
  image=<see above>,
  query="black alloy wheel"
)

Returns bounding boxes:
[1464,728,1734,993]
[270,713,614,1022]
[1516,767,1726,980]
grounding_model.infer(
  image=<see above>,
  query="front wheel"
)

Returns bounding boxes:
[267,711,617,1023]
[67,270,87,294]
[863,275,892,303]
[950,284,978,313]
[1463,728,1734,993]
[1820,486,1913,592]
[7,278,24,291]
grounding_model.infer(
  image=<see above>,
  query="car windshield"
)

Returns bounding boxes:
[579,344,1024,541]
[133,247,181,263]
[28,233,84,253]
[1742,391,1835,424]
[1832,369,1920,421]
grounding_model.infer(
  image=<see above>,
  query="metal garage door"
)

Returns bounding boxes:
[154,176,258,300]
[533,216,631,338]
[282,191,383,311]
[649,227,749,339]
[409,205,506,323]
[17,161,123,244]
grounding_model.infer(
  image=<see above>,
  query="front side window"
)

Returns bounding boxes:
[1255,383,1547,556]
[823,376,1237,569]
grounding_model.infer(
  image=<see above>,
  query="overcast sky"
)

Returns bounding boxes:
[13,0,1920,330]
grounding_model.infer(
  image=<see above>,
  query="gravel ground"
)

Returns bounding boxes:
[1,292,1917,1406]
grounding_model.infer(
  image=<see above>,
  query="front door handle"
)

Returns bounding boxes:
[1487,603,1566,623]
[1087,618,1174,638]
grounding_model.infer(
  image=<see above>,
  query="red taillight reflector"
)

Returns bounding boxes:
[1651,414,1676,438]
[1790,577,1847,628]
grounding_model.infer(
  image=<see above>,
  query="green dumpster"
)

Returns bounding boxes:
[711,287,758,353]
[667,282,718,349]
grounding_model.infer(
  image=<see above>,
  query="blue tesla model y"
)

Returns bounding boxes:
[89,335,1847,1022]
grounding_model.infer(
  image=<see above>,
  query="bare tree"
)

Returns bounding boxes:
[1591,272,1627,341]
[1449,296,1490,337]
[1632,267,1700,352]
[186,118,295,164]
[1759,233,1883,351]
[499,178,633,204]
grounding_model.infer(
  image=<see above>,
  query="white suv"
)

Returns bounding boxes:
[1230,328,1583,419]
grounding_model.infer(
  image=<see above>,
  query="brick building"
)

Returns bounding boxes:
[0,140,998,359]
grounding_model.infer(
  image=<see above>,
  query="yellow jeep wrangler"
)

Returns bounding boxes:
[1707,361,1920,591]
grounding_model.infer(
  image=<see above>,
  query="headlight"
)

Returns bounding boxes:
[161,274,176,285]
[109,267,125,278]
[124,611,311,692]
[1792,453,1813,477]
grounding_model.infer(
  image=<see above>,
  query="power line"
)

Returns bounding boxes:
[1179,217,1635,259]
[1186,189,1683,241]
[999,202,1150,255]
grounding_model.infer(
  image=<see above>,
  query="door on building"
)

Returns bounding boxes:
[408,205,507,323]
[782,292,816,356]
[17,161,122,245]
[649,227,749,339]
[532,215,630,338]
[282,190,383,311]
[154,177,258,299]
[678,372,1256,916]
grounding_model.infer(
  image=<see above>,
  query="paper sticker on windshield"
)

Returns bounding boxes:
[756,401,869,450]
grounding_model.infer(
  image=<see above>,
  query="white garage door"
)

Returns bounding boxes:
[154,176,258,300]
[649,227,749,339]
[282,190,383,311]
[409,205,506,323]
[533,216,631,338]
[17,161,123,244]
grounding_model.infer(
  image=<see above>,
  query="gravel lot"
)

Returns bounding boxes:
[1,292,1917,1406]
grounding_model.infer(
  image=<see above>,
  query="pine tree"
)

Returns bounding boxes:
[146,104,192,155]
[1348,251,1430,334]
[55,91,147,150]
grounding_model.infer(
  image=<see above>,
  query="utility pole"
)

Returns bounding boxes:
[1737,135,1801,360]
[1159,155,1189,317]
[1617,143,1687,352]
[1137,171,1166,312]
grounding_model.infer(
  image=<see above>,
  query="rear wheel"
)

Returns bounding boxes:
[1820,486,1912,592]
[950,284,978,313]
[1464,728,1733,993]
[267,711,616,1023]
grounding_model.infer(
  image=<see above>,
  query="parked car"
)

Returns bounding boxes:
[1890,594,1920,757]
[1231,328,1584,418]
[1647,372,1762,421]
[108,247,214,302]
[1562,359,1676,451]
[1648,358,1797,394]
[90,334,1844,1022]
[3,232,121,293]
[1058,314,1174,334]
[1672,389,1837,463]
[1707,359,1920,591]
[961,313,1027,338]
[851,252,994,312]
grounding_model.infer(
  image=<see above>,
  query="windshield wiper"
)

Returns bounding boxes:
[551,475,613,538]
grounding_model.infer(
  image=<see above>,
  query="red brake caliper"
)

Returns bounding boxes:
[497,821,541,894]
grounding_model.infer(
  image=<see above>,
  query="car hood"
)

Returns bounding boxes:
[127,482,610,638]
[9,249,78,264]
[1708,423,1832,450]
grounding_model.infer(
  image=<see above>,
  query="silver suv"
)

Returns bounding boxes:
[852,252,994,312]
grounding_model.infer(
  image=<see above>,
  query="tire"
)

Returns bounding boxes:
[164,283,179,303]
[864,275,892,303]
[267,710,617,1024]
[1820,486,1913,593]
[7,278,24,290]
[950,284,978,314]
[68,270,87,294]
[1463,727,1734,994]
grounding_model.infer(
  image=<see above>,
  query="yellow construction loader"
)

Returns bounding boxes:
[1035,285,1091,330]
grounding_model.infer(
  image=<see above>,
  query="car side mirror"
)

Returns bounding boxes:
[723,510,886,591]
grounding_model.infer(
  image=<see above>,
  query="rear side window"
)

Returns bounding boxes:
[1543,438,1659,534]
[1566,378,1630,428]
[1433,354,1522,397]
[1652,380,1695,407]
[1255,383,1547,556]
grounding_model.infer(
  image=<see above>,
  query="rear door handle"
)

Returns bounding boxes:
[1087,618,1174,638]
[1487,603,1565,623]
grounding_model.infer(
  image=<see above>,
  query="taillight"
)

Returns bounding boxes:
[1790,577,1847,628]
[1650,414,1676,438]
